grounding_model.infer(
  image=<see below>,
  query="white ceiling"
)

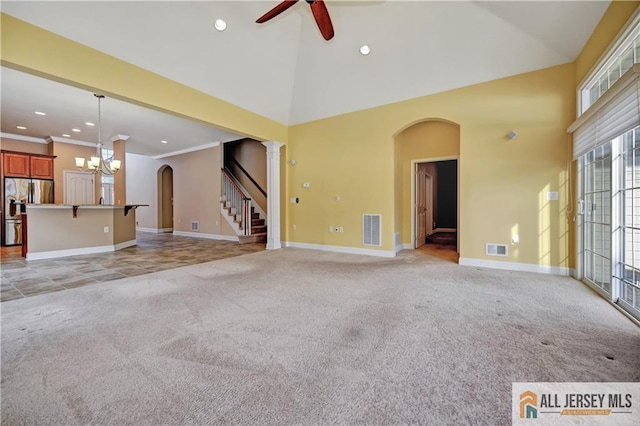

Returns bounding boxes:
[1,1,610,154]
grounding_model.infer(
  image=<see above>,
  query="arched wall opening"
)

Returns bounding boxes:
[393,119,461,254]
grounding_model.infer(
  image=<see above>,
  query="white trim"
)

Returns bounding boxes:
[152,142,220,159]
[1,133,48,144]
[410,156,459,251]
[114,240,137,250]
[26,240,136,261]
[172,230,239,242]
[136,227,172,233]
[395,243,413,253]
[110,134,130,142]
[284,242,396,258]
[459,257,571,276]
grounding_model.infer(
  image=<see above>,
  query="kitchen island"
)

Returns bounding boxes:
[24,204,146,261]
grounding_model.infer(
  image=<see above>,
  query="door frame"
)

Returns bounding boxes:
[410,156,459,251]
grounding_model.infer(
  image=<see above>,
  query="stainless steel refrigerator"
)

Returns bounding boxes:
[3,177,54,246]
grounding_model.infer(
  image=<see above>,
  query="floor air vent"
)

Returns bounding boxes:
[363,214,381,246]
[486,243,507,256]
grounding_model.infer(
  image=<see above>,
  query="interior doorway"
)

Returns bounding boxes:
[64,171,95,205]
[157,165,174,233]
[413,158,458,261]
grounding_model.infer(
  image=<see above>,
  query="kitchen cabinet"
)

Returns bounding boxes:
[1,152,55,179]
[30,156,54,179]
[2,153,30,178]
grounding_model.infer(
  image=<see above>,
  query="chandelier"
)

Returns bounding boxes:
[75,94,121,175]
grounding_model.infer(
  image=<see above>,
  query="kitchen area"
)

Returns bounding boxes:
[2,151,55,246]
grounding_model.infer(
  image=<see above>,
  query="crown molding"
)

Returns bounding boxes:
[1,132,48,144]
[110,134,130,142]
[152,142,220,159]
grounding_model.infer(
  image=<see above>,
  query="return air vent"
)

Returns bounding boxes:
[486,243,507,257]
[191,221,199,231]
[363,214,381,246]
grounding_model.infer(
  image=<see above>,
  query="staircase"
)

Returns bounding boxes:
[221,168,267,244]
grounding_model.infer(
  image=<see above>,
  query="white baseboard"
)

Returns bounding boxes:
[395,243,413,253]
[158,227,173,233]
[26,239,137,261]
[114,240,137,250]
[458,257,571,276]
[173,230,239,242]
[433,228,456,233]
[284,242,395,258]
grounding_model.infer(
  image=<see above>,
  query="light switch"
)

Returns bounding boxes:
[303,182,310,188]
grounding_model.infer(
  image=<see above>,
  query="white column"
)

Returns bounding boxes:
[262,141,284,250]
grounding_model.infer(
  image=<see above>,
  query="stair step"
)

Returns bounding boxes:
[238,232,267,244]
[252,225,267,234]
[251,218,265,226]
[251,212,259,219]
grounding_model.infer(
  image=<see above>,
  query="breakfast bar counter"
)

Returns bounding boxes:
[24,204,146,261]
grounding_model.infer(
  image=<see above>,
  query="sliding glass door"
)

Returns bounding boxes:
[581,126,640,321]
[582,143,612,295]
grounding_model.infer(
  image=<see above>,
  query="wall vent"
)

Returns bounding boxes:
[394,232,401,247]
[486,243,507,257]
[363,214,381,246]
[191,221,199,231]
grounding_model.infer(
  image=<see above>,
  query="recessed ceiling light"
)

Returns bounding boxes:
[359,45,371,55]
[62,134,71,138]
[72,128,81,132]
[34,111,46,116]
[214,19,227,31]
[16,126,27,130]
[161,140,168,144]
[85,122,95,126]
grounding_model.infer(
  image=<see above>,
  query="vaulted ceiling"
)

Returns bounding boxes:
[1,1,610,155]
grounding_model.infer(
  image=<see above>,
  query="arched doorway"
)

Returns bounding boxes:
[157,165,174,232]
[393,119,461,260]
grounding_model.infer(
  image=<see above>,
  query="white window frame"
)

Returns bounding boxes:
[578,7,640,116]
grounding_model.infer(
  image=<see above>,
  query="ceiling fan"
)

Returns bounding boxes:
[256,0,335,41]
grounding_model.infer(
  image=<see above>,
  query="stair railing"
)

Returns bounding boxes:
[221,168,252,236]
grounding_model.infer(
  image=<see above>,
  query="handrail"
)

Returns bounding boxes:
[221,168,252,236]
[221,168,249,200]
[229,158,267,198]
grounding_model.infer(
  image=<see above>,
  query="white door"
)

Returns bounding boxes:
[64,171,94,205]
[416,167,427,248]
[425,174,434,238]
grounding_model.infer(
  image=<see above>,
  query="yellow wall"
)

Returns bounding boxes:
[0,14,288,144]
[290,63,575,267]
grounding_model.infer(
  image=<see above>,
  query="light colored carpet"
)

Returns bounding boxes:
[1,248,638,425]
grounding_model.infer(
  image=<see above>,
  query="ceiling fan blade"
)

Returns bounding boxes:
[256,0,299,23]
[309,0,334,41]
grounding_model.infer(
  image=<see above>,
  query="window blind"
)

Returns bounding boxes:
[569,64,640,160]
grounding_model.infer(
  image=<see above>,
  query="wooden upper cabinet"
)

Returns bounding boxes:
[1,152,55,179]
[2,153,30,178]
[30,156,54,179]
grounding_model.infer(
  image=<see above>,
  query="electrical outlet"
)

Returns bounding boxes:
[334,227,339,233]
[103,226,109,233]
[338,227,344,233]
[329,226,333,233]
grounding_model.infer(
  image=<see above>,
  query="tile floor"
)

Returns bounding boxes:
[0,232,265,302]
